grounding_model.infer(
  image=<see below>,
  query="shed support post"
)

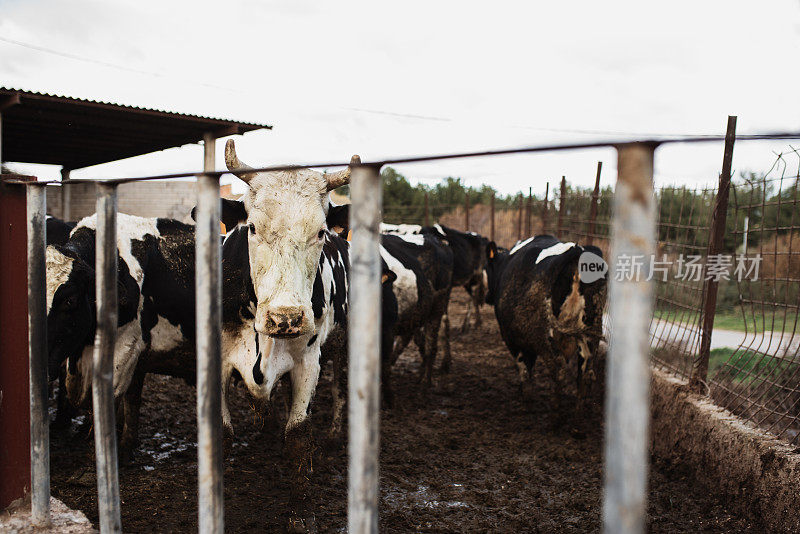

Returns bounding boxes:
[603,142,657,534]
[197,132,224,534]
[27,184,50,527]
[93,183,123,533]
[348,161,382,534]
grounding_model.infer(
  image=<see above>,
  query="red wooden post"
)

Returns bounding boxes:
[0,175,33,510]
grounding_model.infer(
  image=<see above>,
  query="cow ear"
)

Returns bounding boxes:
[191,199,248,230]
[327,204,350,236]
[381,270,397,285]
[220,199,248,230]
[486,241,498,260]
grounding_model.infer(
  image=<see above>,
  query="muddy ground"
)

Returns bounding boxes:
[50,290,758,533]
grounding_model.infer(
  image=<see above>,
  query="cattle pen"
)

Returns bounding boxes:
[4,122,800,533]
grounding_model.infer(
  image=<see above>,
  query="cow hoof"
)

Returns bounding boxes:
[287,512,317,534]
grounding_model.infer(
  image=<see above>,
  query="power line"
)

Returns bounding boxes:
[0,36,238,93]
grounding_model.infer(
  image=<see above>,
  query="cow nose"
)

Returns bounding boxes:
[265,308,305,337]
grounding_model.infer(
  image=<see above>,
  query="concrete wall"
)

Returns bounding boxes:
[47,181,197,223]
[651,368,800,532]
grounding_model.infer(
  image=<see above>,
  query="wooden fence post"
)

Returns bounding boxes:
[490,191,495,242]
[516,193,523,241]
[424,191,430,227]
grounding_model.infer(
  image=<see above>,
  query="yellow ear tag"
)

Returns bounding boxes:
[381,273,389,283]
[347,229,353,242]
[488,248,495,259]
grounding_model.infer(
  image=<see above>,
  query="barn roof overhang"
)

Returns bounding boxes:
[0,87,271,170]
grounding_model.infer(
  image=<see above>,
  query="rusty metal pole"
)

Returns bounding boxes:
[558,176,566,238]
[525,187,532,236]
[424,191,430,227]
[27,183,50,527]
[603,142,657,534]
[348,161,382,534]
[197,132,224,534]
[464,191,470,232]
[542,182,549,234]
[490,192,495,242]
[93,183,122,533]
[691,116,737,392]
[587,162,602,246]
[516,193,523,241]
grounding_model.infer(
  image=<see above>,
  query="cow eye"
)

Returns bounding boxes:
[248,223,256,235]
[317,229,325,240]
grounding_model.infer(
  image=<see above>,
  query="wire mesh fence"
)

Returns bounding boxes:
[412,146,800,445]
[710,150,800,444]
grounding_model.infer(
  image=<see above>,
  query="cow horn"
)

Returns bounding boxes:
[325,155,360,191]
[225,139,257,184]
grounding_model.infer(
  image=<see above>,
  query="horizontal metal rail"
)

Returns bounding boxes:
[7,132,800,186]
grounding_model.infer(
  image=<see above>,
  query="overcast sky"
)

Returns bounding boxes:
[2,0,799,196]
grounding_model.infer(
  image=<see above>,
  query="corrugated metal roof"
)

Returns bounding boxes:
[0,87,271,170]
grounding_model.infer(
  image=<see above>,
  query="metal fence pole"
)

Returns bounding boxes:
[558,176,566,238]
[542,182,549,233]
[587,162,602,246]
[93,183,122,533]
[603,142,657,534]
[490,191,495,242]
[348,161,382,534]
[27,183,49,527]
[691,116,737,392]
[197,133,224,534]
[464,191,470,232]
[525,187,532,236]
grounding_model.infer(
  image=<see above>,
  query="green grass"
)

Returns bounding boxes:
[653,308,799,333]
[708,347,790,383]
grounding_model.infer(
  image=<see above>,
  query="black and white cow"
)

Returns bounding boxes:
[485,234,606,414]
[381,232,453,388]
[46,215,77,246]
[46,214,199,457]
[44,215,78,429]
[381,223,489,372]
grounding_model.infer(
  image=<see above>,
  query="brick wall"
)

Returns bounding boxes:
[47,181,198,223]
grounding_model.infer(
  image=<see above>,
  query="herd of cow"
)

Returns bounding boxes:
[42,140,607,532]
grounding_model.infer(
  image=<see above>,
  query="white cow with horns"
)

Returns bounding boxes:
[224,140,357,533]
